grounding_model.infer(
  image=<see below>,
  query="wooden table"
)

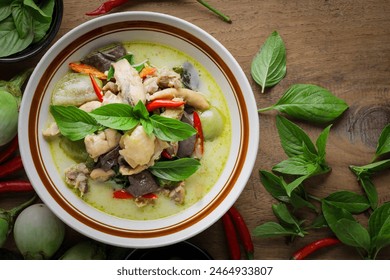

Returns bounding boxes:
[1,0,390,260]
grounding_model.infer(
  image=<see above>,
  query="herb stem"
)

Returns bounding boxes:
[196,0,232,23]
[257,106,274,113]
[307,194,322,202]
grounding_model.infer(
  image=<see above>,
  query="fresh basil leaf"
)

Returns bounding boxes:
[368,202,390,252]
[272,203,303,234]
[374,124,390,161]
[11,2,33,39]
[276,115,317,157]
[149,158,200,181]
[150,114,197,142]
[107,66,114,81]
[359,176,378,210]
[23,0,52,22]
[272,156,317,176]
[285,174,311,196]
[333,218,370,251]
[50,105,101,141]
[316,125,332,159]
[0,1,12,22]
[350,159,390,177]
[259,84,348,123]
[0,16,34,57]
[30,0,55,43]
[259,170,317,212]
[322,200,355,228]
[90,103,138,131]
[324,191,370,214]
[251,31,286,93]
[252,222,300,238]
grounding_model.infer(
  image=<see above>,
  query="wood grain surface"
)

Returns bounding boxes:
[1,0,389,260]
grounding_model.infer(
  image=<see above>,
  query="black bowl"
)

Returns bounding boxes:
[0,0,63,63]
[125,241,213,260]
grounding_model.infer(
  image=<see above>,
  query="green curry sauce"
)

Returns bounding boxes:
[49,42,231,220]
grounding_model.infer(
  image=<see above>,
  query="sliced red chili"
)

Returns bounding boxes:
[0,135,18,164]
[291,237,341,260]
[89,74,104,102]
[85,0,129,16]
[222,212,241,260]
[228,206,254,259]
[161,149,173,159]
[146,99,185,112]
[113,189,158,200]
[0,180,34,193]
[193,111,204,155]
[0,155,23,178]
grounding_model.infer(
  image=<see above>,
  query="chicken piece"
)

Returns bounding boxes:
[149,88,209,110]
[102,91,124,104]
[157,67,182,89]
[119,125,155,168]
[64,163,90,196]
[102,81,118,93]
[113,59,146,105]
[84,128,121,161]
[79,100,101,112]
[119,130,169,175]
[143,76,159,94]
[169,183,185,204]
[42,122,60,137]
[90,168,115,182]
[160,98,185,120]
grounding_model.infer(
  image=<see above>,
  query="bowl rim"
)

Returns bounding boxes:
[0,0,64,63]
[19,11,260,248]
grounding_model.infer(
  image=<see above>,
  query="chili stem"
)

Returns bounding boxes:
[196,0,232,23]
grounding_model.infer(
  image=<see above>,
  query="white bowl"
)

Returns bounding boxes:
[19,12,259,248]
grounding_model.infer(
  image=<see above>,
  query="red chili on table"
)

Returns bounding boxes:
[228,206,254,259]
[0,155,24,178]
[0,135,19,164]
[0,180,34,193]
[85,0,129,16]
[222,212,241,260]
[291,237,341,260]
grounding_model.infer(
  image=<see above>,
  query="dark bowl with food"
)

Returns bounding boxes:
[0,0,63,63]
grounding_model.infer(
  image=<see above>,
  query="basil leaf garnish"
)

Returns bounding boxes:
[90,103,138,131]
[259,84,349,123]
[50,105,101,141]
[150,114,197,142]
[251,31,286,93]
[149,158,201,181]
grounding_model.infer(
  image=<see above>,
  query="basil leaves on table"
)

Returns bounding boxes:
[0,0,55,58]
[258,84,349,124]
[50,102,197,142]
[251,31,287,93]
[373,123,390,161]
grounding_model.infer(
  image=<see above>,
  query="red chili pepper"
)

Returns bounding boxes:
[0,180,34,193]
[0,156,23,178]
[86,0,129,16]
[193,111,204,155]
[89,74,104,102]
[113,189,158,200]
[146,99,185,112]
[161,149,173,160]
[228,206,254,259]
[291,237,341,260]
[222,212,241,260]
[0,135,18,164]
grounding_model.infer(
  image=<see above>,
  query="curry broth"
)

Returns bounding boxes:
[49,42,231,220]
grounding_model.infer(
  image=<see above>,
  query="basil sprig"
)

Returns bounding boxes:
[50,102,196,142]
[0,0,55,58]
[251,31,286,93]
[273,115,331,195]
[373,123,390,161]
[258,84,349,124]
[149,158,201,181]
